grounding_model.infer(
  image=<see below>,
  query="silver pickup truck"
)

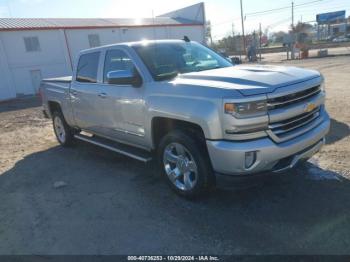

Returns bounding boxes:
[41,39,330,197]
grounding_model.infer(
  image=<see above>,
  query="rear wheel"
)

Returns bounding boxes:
[158,130,214,198]
[52,111,75,146]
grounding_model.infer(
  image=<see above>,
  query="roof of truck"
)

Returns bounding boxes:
[79,39,198,54]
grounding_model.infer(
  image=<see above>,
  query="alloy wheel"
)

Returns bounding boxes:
[163,142,198,191]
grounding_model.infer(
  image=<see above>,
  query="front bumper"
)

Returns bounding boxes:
[206,110,330,176]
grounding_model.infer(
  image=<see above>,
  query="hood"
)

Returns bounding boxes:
[174,65,320,96]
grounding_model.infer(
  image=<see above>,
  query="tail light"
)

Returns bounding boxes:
[38,86,43,102]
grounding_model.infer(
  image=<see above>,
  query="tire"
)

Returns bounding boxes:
[52,111,75,147]
[157,130,215,198]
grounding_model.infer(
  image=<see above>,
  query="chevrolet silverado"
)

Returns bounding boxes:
[40,39,330,197]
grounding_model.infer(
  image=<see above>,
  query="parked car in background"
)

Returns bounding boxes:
[326,35,334,42]
[332,36,350,42]
[40,39,330,198]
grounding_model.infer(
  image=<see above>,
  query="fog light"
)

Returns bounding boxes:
[245,151,257,169]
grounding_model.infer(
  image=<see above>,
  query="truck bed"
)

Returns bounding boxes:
[41,75,72,119]
[42,76,72,83]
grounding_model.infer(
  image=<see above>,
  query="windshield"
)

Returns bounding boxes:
[132,41,233,81]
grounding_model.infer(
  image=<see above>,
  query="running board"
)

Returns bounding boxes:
[74,133,153,162]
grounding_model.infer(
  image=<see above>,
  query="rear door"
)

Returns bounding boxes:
[70,51,106,133]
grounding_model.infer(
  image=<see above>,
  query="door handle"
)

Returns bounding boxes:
[71,90,78,96]
[98,92,107,99]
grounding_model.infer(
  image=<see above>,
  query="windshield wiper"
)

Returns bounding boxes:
[196,65,222,72]
[155,71,179,81]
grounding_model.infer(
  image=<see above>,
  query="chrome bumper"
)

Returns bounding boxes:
[206,111,330,176]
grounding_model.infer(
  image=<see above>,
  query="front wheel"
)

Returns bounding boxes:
[158,130,214,198]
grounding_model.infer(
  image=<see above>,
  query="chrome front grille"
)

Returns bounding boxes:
[267,85,323,143]
[267,85,321,110]
[269,107,320,138]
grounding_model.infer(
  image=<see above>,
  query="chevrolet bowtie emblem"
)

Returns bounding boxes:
[305,103,316,113]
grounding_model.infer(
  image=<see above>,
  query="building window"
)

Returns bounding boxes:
[24,36,41,52]
[88,34,101,48]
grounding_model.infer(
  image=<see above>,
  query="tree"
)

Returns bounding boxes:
[271,31,287,43]
[293,22,313,34]
[205,20,213,46]
[293,22,313,43]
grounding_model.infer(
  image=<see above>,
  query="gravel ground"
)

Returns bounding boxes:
[0,55,349,255]
[261,46,350,62]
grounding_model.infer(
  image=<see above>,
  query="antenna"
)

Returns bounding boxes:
[183,36,190,42]
[152,9,158,67]
[152,9,156,40]
[6,0,13,17]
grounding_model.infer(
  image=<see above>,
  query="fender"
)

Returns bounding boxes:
[145,94,223,149]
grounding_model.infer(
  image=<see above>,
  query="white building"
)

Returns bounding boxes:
[0,3,205,101]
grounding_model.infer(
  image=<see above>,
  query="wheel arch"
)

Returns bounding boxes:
[151,117,207,150]
[47,100,63,117]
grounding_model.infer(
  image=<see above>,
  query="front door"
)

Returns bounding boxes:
[101,48,146,147]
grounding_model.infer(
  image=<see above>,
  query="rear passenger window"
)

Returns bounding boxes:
[76,52,100,83]
[103,49,135,83]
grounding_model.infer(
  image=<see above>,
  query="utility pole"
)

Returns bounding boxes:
[291,1,294,29]
[291,1,295,60]
[259,23,262,62]
[240,0,246,57]
[231,23,235,52]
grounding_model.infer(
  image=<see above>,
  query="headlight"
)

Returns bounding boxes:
[225,100,267,118]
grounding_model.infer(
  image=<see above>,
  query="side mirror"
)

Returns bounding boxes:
[107,69,142,87]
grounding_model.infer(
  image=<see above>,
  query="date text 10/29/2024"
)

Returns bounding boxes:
[127,256,220,261]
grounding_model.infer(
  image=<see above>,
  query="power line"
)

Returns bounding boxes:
[297,3,350,10]
[293,4,350,18]
[211,17,241,27]
[267,17,293,29]
[211,0,349,28]
[210,0,350,39]
[246,0,324,17]
[246,5,292,16]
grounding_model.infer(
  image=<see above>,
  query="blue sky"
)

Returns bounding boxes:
[0,0,349,40]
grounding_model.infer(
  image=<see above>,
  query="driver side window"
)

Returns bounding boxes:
[103,49,135,83]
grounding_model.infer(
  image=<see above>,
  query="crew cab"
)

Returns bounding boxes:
[40,39,330,197]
